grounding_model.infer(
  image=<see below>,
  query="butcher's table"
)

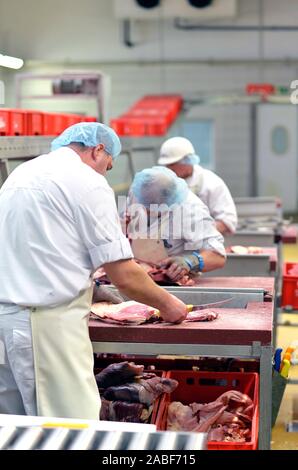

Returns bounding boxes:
[89,278,274,450]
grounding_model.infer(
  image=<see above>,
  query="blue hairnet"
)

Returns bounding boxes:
[131,166,189,208]
[51,122,121,159]
[179,154,200,165]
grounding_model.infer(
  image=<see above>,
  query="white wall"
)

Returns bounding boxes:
[1,0,298,61]
[1,0,298,200]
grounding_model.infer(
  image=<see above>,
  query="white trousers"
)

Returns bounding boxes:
[0,306,37,416]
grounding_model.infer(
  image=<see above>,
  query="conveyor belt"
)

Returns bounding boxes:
[0,425,206,450]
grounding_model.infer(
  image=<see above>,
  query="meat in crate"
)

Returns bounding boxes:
[94,361,178,424]
[156,370,259,450]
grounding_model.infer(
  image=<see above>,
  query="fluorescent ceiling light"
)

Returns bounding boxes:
[0,54,24,70]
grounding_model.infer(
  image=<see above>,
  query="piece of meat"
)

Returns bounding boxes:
[166,390,254,442]
[185,310,218,322]
[247,246,263,254]
[230,245,248,255]
[208,424,225,441]
[100,397,151,423]
[91,301,158,325]
[95,361,144,389]
[103,377,178,406]
[167,402,201,432]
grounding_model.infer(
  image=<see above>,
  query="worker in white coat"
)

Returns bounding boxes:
[0,123,187,419]
[124,167,226,282]
[158,137,238,234]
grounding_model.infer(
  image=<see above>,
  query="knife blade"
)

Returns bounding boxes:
[186,297,235,312]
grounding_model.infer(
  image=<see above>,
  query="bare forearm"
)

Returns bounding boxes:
[104,260,176,312]
[200,250,226,272]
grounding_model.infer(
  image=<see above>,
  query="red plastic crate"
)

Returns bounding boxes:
[246,83,275,95]
[84,116,97,122]
[282,262,298,309]
[156,370,259,451]
[110,116,146,136]
[26,111,44,136]
[10,109,27,135]
[0,109,10,135]
[51,113,69,134]
[43,113,56,135]
[65,114,82,127]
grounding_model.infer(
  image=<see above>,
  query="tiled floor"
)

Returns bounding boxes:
[271,242,298,450]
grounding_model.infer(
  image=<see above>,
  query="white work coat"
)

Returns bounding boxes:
[125,190,226,259]
[186,165,238,233]
[0,147,133,417]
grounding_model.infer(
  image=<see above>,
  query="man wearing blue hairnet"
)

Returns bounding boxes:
[158,137,238,235]
[125,166,226,283]
[0,123,187,419]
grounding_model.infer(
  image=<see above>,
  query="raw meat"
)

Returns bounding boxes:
[103,376,179,406]
[166,389,254,443]
[95,361,144,389]
[100,397,152,423]
[229,246,263,255]
[185,310,218,322]
[91,301,158,325]
[91,301,219,325]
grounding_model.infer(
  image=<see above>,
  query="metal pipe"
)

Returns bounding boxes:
[174,19,298,31]
[123,20,136,47]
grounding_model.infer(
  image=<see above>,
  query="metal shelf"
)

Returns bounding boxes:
[0,136,53,159]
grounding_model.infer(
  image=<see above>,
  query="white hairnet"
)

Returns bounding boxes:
[178,154,200,165]
[131,166,189,208]
[51,122,121,159]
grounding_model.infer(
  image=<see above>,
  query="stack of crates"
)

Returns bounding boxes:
[110,94,183,137]
[0,109,97,136]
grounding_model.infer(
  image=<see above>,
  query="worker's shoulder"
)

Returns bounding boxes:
[202,168,227,187]
[184,190,211,214]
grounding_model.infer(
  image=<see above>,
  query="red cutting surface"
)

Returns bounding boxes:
[282,225,298,244]
[225,247,277,271]
[89,301,273,346]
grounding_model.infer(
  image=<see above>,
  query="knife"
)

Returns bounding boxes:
[186,297,235,312]
[155,297,234,317]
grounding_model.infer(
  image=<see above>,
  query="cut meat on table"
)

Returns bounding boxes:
[91,301,158,325]
[229,246,263,255]
[91,301,219,325]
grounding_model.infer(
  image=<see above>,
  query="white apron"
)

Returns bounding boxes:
[30,287,100,420]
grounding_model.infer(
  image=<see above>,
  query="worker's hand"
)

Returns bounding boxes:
[157,256,190,282]
[92,284,124,304]
[158,295,188,324]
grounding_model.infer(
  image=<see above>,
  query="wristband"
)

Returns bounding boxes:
[192,251,205,272]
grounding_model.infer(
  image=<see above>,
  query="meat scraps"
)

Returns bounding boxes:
[91,300,218,325]
[96,361,178,423]
[229,246,263,255]
[93,261,196,287]
[136,260,195,286]
[100,397,152,423]
[96,361,144,389]
[103,376,179,406]
[167,390,253,442]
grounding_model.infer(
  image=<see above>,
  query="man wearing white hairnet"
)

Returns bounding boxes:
[158,137,237,235]
[125,167,226,282]
[0,123,187,419]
